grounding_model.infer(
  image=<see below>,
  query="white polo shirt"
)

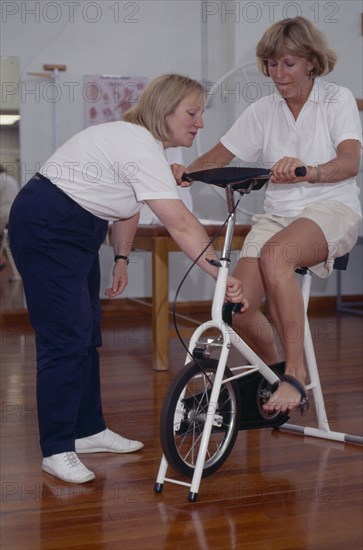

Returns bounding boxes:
[40,122,181,221]
[221,78,362,217]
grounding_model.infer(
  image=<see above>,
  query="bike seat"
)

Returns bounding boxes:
[182,167,271,191]
[333,253,349,270]
[296,253,350,276]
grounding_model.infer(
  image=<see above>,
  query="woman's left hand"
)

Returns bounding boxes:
[271,156,308,184]
[170,163,191,187]
[104,261,128,298]
[225,276,249,311]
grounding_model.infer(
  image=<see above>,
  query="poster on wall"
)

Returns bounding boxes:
[84,75,148,127]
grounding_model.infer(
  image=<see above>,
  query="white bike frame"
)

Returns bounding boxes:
[155,181,362,501]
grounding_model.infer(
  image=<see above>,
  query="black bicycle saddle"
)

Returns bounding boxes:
[181,166,307,191]
[182,167,271,191]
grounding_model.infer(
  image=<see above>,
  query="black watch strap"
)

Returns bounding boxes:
[114,255,129,265]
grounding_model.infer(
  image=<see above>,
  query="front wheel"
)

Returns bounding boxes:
[160,359,241,478]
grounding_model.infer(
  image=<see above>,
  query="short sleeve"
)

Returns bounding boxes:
[327,86,363,148]
[130,156,181,202]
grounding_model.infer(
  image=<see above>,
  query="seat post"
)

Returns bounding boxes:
[221,186,238,261]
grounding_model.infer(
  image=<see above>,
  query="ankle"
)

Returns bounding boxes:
[284,364,306,383]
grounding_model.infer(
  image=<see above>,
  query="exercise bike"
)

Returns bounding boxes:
[154,166,363,502]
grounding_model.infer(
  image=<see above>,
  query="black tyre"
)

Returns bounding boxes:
[160,359,241,478]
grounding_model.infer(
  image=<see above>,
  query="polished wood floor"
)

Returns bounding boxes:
[1,274,362,549]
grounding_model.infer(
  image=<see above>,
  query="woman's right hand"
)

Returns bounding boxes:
[104,261,128,298]
[226,276,249,311]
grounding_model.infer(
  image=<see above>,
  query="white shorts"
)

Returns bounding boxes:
[240,201,362,278]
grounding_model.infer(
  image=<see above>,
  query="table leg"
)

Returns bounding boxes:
[152,237,170,371]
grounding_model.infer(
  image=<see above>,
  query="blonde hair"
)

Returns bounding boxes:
[123,74,205,141]
[256,17,337,77]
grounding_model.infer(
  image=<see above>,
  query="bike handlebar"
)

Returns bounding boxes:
[295,166,307,177]
[181,166,307,186]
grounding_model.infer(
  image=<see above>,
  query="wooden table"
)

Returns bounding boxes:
[133,224,251,371]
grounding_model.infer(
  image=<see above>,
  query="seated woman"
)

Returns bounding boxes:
[175,17,362,415]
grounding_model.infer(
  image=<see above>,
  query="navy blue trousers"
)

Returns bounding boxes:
[8,174,109,457]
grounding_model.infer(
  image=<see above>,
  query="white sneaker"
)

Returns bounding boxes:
[42,452,95,483]
[75,428,144,454]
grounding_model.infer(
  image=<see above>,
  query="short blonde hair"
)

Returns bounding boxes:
[256,17,337,77]
[123,74,205,141]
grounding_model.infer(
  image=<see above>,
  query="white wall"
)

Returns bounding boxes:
[1,1,204,171]
[1,0,362,300]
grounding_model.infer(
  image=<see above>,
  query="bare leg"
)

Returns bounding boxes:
[260,218,328,413]
[232,257,280,365]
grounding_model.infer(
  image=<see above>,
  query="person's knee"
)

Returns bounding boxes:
[36,321,94,360]
[260,242,296,283]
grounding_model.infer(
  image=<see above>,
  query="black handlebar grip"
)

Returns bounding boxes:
[181,173,192,182]
[222,302,243,326]
[295,166,307,177]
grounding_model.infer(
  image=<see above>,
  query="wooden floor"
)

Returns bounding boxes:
[1,277,362,548]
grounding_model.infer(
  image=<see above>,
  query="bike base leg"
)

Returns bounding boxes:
[154,482,164,493]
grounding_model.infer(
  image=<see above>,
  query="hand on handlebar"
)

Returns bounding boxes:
[225,276,249,312]
[170,163,193,187]
[271,157,308,184]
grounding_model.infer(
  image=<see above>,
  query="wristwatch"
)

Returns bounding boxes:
[308,163,320,184]
[114,255,129,265]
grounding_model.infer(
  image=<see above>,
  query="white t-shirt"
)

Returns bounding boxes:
[221,78,362,217]
[40,122,181,221]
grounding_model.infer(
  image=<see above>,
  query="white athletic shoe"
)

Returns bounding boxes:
[42,452,95,483]
[75,428,144,454]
